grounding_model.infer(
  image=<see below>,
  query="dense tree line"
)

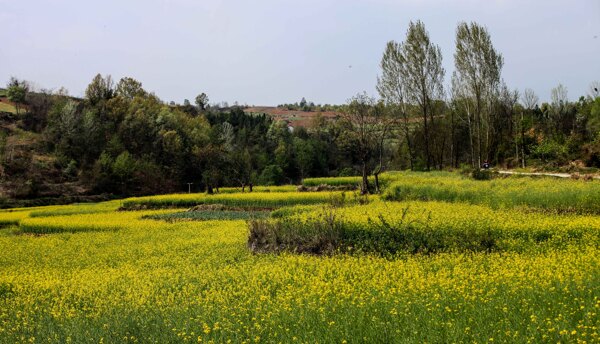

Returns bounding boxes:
[3,20,600,197]
[371,21,600,182]
[2,74,369,196]
[277,98,344,112]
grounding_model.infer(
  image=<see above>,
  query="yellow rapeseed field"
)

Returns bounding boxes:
[0,174,599,343]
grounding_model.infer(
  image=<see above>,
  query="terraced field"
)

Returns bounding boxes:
[0,172,599,342]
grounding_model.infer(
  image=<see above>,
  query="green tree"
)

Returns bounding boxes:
[293,137,314,182]
[401,20,445,170]
[453,22,503,167]
[340,93,383,194]
[195,93,209,111]
[85,74,114,106]
[115,77,146,100]
[113,151,136,194]
[6,77,28,115]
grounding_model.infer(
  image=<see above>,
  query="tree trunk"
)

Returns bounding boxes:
[476,102,483,168]
[521,111,526,168]
[361,161,369,195]
[404,125,415,170]
[374,173,380,194]
[423,109,431,171]
[467,109,475,168]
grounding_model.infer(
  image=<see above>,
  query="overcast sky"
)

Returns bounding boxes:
[1,0,598,105]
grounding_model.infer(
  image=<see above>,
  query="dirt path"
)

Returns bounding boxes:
[497,170,600,179]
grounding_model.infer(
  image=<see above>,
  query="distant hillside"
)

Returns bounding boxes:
[243,107,341,127]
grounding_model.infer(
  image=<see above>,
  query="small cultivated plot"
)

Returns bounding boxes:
[303,172,399,187]
[0,202,122,229]
[18,210,176,234]
[0,205,68,227]
[121,191,352,210]
[218,185,298,193]
[0,209,34,227]
[28,201,121,217]
[0,102,17,114]
[145,210,270,222]
[249,200,600,255]
[383,171,600,213]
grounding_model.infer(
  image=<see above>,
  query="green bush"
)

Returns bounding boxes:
[249,207,500,256]
[258,165,285,186]
[471,168,492,180]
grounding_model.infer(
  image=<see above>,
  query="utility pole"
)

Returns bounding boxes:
[187,183,193,194]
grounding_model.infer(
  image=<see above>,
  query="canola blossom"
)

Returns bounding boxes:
[121,191,347,209]
[0,174,599,343]
[263,200,600,254]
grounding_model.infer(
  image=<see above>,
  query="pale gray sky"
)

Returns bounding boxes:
[1,0,598,105]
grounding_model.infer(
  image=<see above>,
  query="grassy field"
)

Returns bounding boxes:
[0,101,17,114]
[0,172,599,342]
[383,171,600,213]
[121,191,351,209]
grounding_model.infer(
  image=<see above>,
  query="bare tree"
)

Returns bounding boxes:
[496,83,519,165]
[550,83,570,132]
[522,88,539,110]
[519,88,539,168]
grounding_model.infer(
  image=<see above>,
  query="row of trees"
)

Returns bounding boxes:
[342,20,600,193]
[3,20,600,197]
[3,74,379,196]
[277,98,344,112]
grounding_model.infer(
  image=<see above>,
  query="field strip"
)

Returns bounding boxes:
[497,170,600,179]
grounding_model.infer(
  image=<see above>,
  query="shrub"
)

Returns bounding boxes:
[249,205,502,256]
[471,168,492,180]
[252,199,598,256]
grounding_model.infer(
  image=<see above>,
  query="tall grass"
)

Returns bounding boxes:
[121,191,348,210]
[302,172,399,187]
[383,172,600,213]
[145,210,270,222]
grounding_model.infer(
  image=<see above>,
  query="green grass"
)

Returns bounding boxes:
[218,185,298,193]
[0,102,17,114]
[145,210,270,221]
[303,172,401,188]
[383,171,600,213]
[28,201,121,217]
[121,191,349,210]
